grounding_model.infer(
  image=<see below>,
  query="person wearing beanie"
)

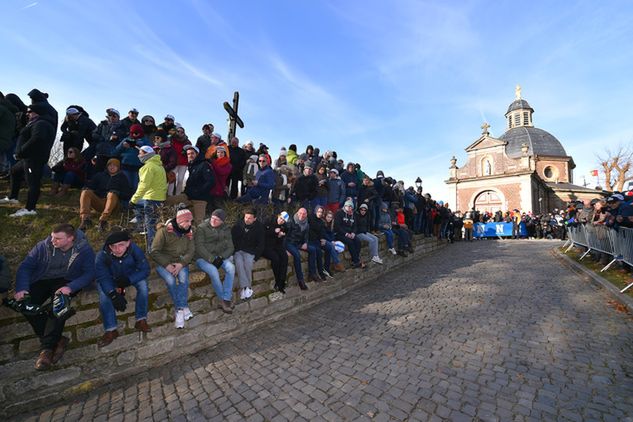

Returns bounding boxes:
[334,200,365,269]
[340,162,360,205]
[91,108,127,172]
[262,212,290,294]
[130,145,167,248]
[356,203,383,265]
[150,208,195,328]
[114,123,150,191]
[78,158,131,232]
[3,103,57,217]
[140,115,157,143]
[27,88,58,134]
[95,230,151,347]
[231,208,265,301]
[59,105,97,156]
[286,207,324,289]
[194,209,235,314]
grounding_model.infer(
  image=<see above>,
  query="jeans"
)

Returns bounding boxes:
[307,240,325,275]
[336,235,361,265]
[134,199,162,251]
[196,258,234,301]
[382,229,394,249]
[97,279,148,331]
[357,232,379,257]
[233,251,255,288]
[122,169,140,192]
[155,265,189,309]
[286,242,318,281]
[52,171,82,187]
[323,240,340,270]
[393,227,410,249]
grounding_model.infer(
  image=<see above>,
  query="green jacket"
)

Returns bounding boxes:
[150,222,195,267]
[194,220,234,261]
[286,149,298,165]
[131,154,167,204]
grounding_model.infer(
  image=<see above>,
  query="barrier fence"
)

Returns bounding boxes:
[564,225,633,293]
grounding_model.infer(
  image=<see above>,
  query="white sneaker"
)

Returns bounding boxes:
[175,309,185,329]
[129,217,138,224]
[322,269,333,279]
[371,256,383,265]
[183,307,193,321]
[0,197,19,205]
[9,208,37,217]
[388,248,397,255]
[242,287,253,300]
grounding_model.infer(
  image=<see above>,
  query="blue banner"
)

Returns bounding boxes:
[473,222,527,238]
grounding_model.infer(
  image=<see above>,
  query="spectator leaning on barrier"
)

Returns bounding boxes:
[263,211,290,294]
[231,208,265,301]
[95,230,151,348]
[14,223,95,370]
[195,209,235,314]
[2,103,56,217]
[150,209,195,329]
[605,194,633,229]
[78,158,131,232]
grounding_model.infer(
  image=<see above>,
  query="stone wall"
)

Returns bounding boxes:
[0,235,446,417]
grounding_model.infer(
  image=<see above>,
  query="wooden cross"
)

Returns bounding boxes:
[224,91,244,141]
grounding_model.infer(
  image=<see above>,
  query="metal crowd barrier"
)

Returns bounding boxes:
[565,225,633,293]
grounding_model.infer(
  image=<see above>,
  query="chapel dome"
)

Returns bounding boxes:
[499,126,567,159]
[506,99,534,114]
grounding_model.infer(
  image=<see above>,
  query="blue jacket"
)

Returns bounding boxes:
[115,137,149,169]
[16,230,95,293]
[249,166,275,201]
[327,178,346,205]
[95,242,150,293]
[340,170,358,199]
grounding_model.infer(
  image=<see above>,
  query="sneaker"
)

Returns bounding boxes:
[175,310,185,329]
[0,197,19,205]
[129,217,138,224]
[183,307,193,321]
[322,269,333,279]
[371,256,383,265]
[243,287,254,300]
[388,248,397,255]
[9,208,37,217]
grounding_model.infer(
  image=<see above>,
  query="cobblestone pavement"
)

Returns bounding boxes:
[21,240,633,421]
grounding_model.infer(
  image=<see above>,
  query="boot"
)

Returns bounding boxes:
[78,218,92,231]
[297,279,308,290]
[56,184,70,198]
[50,182,59,195]
[333,263,346,273]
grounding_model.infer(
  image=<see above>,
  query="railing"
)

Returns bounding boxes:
[565,224,633,293]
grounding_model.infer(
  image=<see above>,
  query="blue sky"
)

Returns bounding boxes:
[3,0,632,201]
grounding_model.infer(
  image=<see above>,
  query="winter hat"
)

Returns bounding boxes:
[129,124,144,139]
[344,199,354,209]
[376,170,384,178]
[359,203,368,210]
[66,107,80,115]
[329,168,339,175]
[107,108,120,117]
[139,145,155,154]
[279,211,290,222]
[104,230,131,246]
[211,132,222,140]
[279,147,287,156]
[28,89,49,101]
[153,130,167,142]
[27,103,48,116]
[106,158,121,169]
[183,145,199,154]
[141,115,155,124]
[216,145,227,154]
[176,209,193,225]
[211,209,226,222]
[164,114,175,120]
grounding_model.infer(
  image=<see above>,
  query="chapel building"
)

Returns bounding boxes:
[446,86,600,214]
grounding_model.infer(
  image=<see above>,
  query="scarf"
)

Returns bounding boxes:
[166,219,193,239]
[294,214,308,232]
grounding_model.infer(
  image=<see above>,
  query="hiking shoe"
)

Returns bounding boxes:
[51,336,69,364]
[175,310,185,329]
[35,349,53,371]
[371,256,383,265]
[97,330,119,348]
[9,208,36,217]
[134,319,152,333]
[78,218,93,231]
[183,307,193,321]
[220,301,233,314]
[0,196,19,205]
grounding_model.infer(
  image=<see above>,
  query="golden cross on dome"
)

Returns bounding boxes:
[515,84,522,100]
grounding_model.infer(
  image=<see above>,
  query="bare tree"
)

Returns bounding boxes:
[597,145,633,192]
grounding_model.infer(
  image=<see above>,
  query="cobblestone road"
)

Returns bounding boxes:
[21,240,633,421]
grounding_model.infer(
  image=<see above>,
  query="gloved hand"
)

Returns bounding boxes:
[114,276,131,288]
[108,290,127,312]
[212,256,224,269]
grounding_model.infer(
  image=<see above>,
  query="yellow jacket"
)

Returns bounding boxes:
[131,154,167,203]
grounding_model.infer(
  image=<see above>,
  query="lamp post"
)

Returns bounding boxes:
[415,177,422,192]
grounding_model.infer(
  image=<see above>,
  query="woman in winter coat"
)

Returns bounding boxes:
[210,145,232,202]
[51,147,86,196]
[150,209,195,329]
[170,126,191,195]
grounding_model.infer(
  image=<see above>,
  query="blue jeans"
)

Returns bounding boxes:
[286,242,318,281]
[97,279,149,331]
[133,199,162,250]
[196,258,234,301]
[323,240,340,270]
[382,229,394,249]
[155,265,190,309]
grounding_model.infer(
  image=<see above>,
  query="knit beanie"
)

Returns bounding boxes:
[344,199,354,209]
[176,209,193,225]
[130,123,144,139]
[211,209,226,222]
[104,230,131,246]
[106,158,121,169]
[279,147,287,157]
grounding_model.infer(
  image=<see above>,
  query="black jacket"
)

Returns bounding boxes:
[334,210,357,236]
[286,218,309,246]
[231,220,265,260]
[355,211,371,234]
[293,174,318,201]
[14,117,55,163]
[184,155,215,201]
[61,114,97,146]
[229,145,247,176]
[264,218,287,250]
[308,214,326,242]
[86,170,132,200]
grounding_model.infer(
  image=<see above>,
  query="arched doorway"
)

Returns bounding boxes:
[474,190,503,213]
